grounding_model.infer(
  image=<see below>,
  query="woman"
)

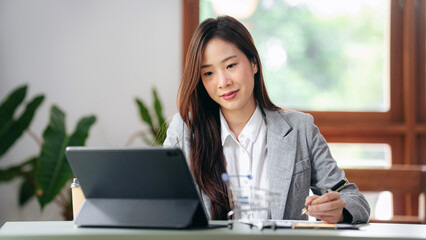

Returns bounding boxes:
[163,16,370,224]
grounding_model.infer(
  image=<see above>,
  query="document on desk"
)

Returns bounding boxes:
[239,220,360,230]
[277,220,360,230]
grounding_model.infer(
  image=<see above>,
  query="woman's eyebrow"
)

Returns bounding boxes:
[221,55,237,63]
[201,55,237,69]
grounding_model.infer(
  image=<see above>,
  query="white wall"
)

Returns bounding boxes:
[0,0,181,225]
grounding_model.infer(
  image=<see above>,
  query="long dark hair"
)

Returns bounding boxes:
[177,16,279,220]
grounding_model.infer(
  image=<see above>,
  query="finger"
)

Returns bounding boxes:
[308,214,333,221]
[319,216,340,224]
[307,212,341,224]
[307,208,342,218]
[311,192,341,205]
[307,206,344,223]
[305,195,319,206]
[308,199,346,212]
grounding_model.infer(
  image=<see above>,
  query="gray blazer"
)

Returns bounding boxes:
[163,109,370,224]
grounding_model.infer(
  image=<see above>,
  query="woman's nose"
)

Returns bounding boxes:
[218,71,231,88]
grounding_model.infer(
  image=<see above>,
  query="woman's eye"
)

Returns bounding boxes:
[203,72,213,76]
[227,63,236,69]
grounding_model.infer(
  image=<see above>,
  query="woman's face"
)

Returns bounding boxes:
[200,38,258,117]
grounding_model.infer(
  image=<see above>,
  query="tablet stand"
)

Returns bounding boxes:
[75,198,208,228]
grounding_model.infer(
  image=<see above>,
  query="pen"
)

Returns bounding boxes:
[301,178,348,215]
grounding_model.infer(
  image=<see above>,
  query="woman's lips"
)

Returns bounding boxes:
[221,90,238,100]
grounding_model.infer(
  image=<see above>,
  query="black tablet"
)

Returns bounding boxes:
[65,146,208,228]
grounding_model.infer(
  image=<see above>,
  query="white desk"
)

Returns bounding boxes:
[1,221,425,240]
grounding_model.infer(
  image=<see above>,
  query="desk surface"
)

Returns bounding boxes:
[1,221,426,240]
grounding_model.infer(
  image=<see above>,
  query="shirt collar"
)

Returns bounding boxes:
[240,103,263,144]
[220,103,264,146]
[220,110,234,146]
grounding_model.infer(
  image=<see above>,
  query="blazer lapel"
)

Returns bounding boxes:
[264,110,297,219]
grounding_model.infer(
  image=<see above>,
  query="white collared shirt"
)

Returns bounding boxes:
[220,104,269,192]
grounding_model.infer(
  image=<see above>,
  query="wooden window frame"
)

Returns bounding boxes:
[182,0,426,221]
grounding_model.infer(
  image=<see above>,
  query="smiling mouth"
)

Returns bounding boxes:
[221,90,238,100]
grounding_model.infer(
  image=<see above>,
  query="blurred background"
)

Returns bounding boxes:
[1,0,425,225]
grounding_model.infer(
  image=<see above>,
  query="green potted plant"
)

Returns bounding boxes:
[126,88,168,146]
[0,85,96,220]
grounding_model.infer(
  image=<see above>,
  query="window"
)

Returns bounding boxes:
[200,0,390,112]
[329,143,391,169]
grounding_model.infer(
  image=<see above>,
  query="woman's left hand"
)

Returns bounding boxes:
[304,192,346,223]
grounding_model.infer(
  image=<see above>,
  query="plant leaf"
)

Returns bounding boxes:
[35,106,96,209]
[0,165,22,181]
[19,178,35,206]
[135,98,155,133]
[152,88,165,128]
[19,157,37,206]
[152,88,168,145]
[0,157,36,182]
[36,105,69,209]
[155,121,168,145]
[0,95,45,158]
[0,85,27,128]
[0,156,37,206]
[68,116,96,146]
